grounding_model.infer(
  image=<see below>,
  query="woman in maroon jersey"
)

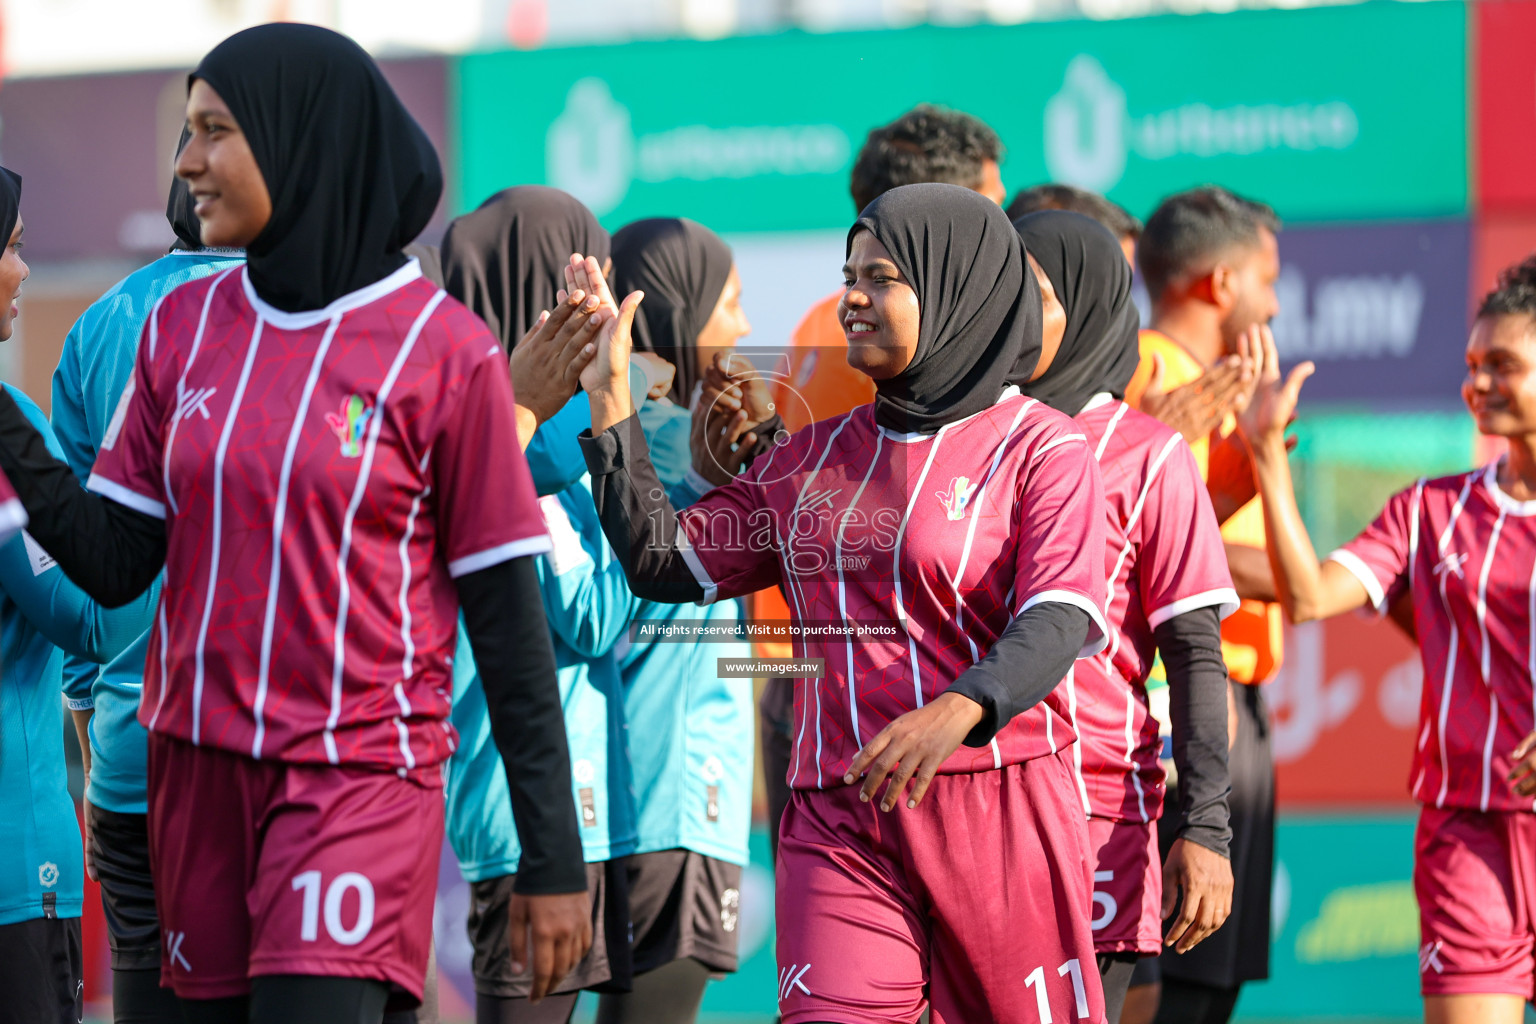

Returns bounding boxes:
[0,24,589,1024]
[1014,211,1236,1024]
[571,183,1114,1024]
[1240,254,1536,1024]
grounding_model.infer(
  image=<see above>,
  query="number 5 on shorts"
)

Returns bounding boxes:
[291,870,376,946]
[1091,869,1116,931]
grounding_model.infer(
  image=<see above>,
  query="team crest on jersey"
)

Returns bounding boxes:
[936,476,979,521]
[325,394,374,458]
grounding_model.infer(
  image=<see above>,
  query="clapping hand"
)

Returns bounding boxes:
[508,288,606,426]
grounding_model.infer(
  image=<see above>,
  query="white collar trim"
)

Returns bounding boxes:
[1481,460,1536,516]
[241,257,423,330]
[877,384,1024,443]
[1080,392,1116,411]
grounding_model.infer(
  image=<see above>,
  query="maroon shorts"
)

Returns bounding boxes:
[1415,806,1536,999]
[1087,817,1162,956]
[774,752,1106,1024]
[146,734,443,1003]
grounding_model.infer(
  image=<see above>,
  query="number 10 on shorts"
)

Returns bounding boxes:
[291,870,376,946]
[1025,958,1091,1023]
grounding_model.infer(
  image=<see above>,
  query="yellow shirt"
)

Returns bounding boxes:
[1126,330,1283,684]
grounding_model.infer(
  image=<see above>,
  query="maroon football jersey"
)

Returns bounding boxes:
[90,262,549,769]
[1334,464,1536,812]
[680,390,1109,789]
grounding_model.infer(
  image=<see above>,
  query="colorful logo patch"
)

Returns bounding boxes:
[936,476,979,521]
[325,395,374,458]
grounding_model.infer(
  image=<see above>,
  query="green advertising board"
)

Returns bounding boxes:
[456,0,1467,231]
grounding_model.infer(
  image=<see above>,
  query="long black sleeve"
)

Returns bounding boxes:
[945,602,1091,747]
[0,388,164,606]
[1155,606,1232,858]
[579,413,706,603]
[456,556,587,895]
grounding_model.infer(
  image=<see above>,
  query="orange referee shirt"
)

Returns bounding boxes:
[1125,330,1283,685]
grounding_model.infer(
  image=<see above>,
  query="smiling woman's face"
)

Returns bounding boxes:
[175,79,272,249]
[0,217,28,342]
[1464,313,1536,438]
[839,230,921,381]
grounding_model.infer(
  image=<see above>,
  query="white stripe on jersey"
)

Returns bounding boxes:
[784,414,854,788]
[835,430,885,748]
[1103,433,1184,663]
[1408,478,1425,590]
[775,515,823,789]
[892,424,951,708]
[252,313,344,760]
[1475,509,1508,811]
[952,400,1036,660]
[325,291,445,764]
[1066,666,1088,811]
[392,450,432,773]
[1093,401,1130,462]
[1529,529,1536,811]
[779,521,816,790]
[1410,481,1432,798]
[148,603,171,731]
[191,315,267,746]
[1431,472,1475,807]
[163,269,238,517]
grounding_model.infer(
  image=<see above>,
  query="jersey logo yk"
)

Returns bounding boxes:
[326,394,375,458]
[936,475,979,521]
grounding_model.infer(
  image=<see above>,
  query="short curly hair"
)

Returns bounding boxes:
[1478,252,1536,321]
[1006,184,1142,241]
[849,105,1003,213]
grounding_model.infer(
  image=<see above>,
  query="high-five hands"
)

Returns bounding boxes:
[1235,323,1314,448]
[563,254,643,399]
[509,287,606,427]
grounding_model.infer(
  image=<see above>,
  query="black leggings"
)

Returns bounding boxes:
[594,957,711,1024]
[474,992,579,1024]
[1096,953,1139,1024]
[178,976,388,1024]
[111,968,181,1024]
[1151,977,1242,1024]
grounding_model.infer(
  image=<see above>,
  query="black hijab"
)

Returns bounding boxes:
[167,128,202,252]
[440,186,609,352]
[610,218,733,406]
[851,183,1041,434]
[191,24,441,313]
[0,166,20,250]
[1014,211,1141,417]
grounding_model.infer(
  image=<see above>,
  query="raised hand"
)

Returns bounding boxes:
[631,351,676,400]
[509,289,605,427]
[1140,353,1254,445]
[690,399,760,487]
[565,252,618,316]
[701,351,775,425]
[1235,324,1314,448]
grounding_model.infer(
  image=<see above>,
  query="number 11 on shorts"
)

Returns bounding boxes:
[291,870,376,946]
[1024,958,1091,1023]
